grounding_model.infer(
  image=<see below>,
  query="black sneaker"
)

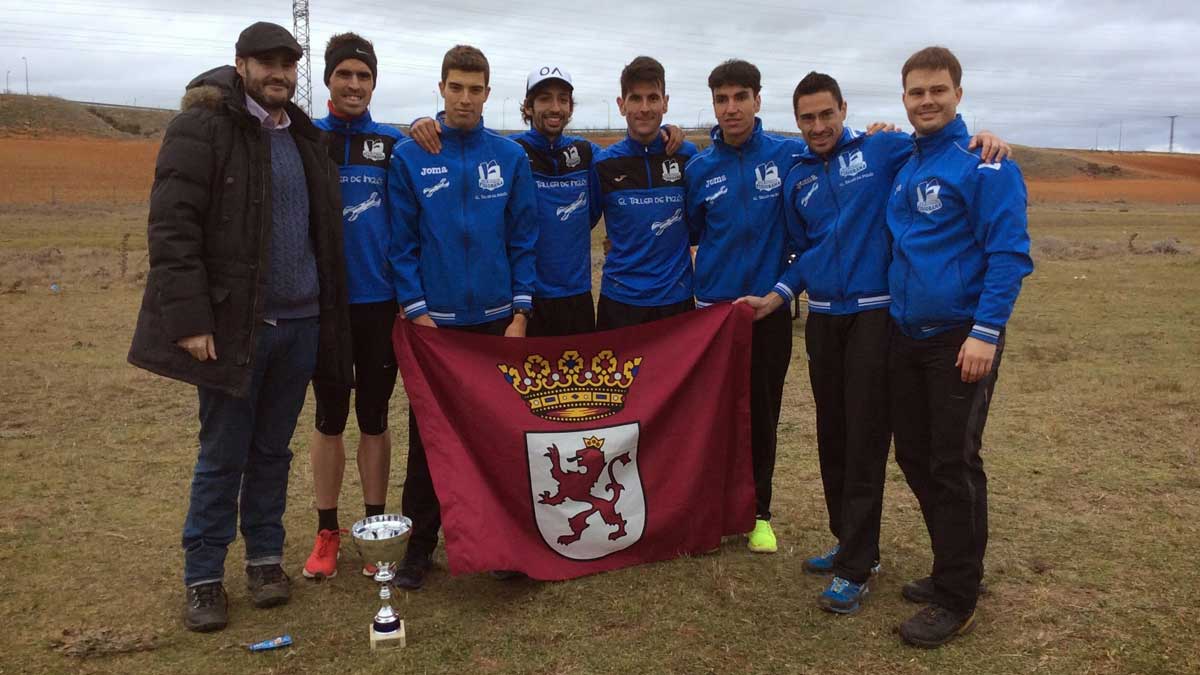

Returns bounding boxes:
[245,564,291,608]
[393,552,433,590]
[901,576,988,604]
[183,582,228,633]
[898,605,977,648]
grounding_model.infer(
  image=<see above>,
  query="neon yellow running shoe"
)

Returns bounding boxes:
[747,519,777,553]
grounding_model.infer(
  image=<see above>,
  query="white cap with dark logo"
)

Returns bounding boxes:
[526,65,573,94]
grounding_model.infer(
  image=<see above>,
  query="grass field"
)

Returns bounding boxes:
[1,171,1199,671]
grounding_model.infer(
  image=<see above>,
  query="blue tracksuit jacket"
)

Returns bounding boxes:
[510,128,602,299]
[886,115,1033,344]
[315,109,403,304]
[683,119,807,305]
[593,134,698,306]
[776,127,912,314]
[387,114,538,326]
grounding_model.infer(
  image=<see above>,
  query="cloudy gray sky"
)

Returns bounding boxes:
[3,0,1198,152]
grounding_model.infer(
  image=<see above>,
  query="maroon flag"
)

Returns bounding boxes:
[392,304,755,580]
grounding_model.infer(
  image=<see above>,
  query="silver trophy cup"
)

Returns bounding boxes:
[350,514,413,649]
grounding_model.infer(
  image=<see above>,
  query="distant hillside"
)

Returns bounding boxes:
[0,94,175,139]
[2,95,1195,189]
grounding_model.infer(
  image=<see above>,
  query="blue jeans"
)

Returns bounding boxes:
[182,318,318,586]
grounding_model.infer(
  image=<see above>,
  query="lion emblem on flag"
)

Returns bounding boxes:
[526,423,645,560]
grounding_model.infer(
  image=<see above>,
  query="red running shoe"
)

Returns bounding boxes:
[302,528,343,579]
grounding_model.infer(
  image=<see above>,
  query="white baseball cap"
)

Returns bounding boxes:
[526,65,573,93]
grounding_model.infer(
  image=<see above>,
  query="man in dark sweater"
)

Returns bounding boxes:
[127,22,352,633]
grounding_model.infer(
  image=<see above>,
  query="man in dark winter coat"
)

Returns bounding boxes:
[127,21,352,633]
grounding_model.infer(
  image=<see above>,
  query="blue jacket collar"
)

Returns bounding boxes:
[915,114,969,154]
[711,117,765,153]
[798,126,866,163]
[622,131,666,154]
[320,106,375,133]
[519,127,569,151]
[436,111,485,142]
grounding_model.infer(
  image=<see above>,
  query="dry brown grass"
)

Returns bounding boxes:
[0,183,1198,675]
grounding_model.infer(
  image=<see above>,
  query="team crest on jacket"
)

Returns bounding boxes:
[362,138,387,162]
[563,145,581,168]
[526,423,645,559]
[755,161,781,191]
[478,160,505,191]
[916,179,943,214]
[838,149,867,178]
[661,159,682,182]
[498,348,643,422]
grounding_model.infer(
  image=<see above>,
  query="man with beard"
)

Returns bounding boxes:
[302,32,405,581]
[128,22,351,632]
[508,66,601,336]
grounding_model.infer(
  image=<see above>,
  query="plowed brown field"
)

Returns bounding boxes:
[0,137,1196,206]
[1027,178,1199,204]
[1024,149,1200,204]
[0,137,158,206]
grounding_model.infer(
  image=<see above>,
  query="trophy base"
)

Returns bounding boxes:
[370,621,406,650]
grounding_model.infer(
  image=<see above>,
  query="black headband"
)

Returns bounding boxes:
[324,40,378,85]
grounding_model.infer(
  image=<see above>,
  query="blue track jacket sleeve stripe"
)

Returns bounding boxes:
[506,156,538,309]
[386,148,428,319]
[970,161,1033,342]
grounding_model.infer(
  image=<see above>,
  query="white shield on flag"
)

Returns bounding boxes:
[525,422,645,560]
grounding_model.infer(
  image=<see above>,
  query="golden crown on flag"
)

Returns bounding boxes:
[498,349,643,423]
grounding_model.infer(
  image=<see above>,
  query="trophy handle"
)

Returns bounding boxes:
[373,561,395,584]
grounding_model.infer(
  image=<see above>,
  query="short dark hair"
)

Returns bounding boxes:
[792,71,843,114]
[326,32,370,55]
[901,46,962,89]
[620,56,665,97]
[521,83,575,125]
[441,44,490,86]
[707,59,761,95]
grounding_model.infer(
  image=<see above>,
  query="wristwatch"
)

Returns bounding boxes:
[513,307,532,318]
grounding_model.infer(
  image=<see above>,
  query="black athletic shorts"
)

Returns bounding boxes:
[527,292,596,337]
[595,294,694,331]
[313,300,399,436]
